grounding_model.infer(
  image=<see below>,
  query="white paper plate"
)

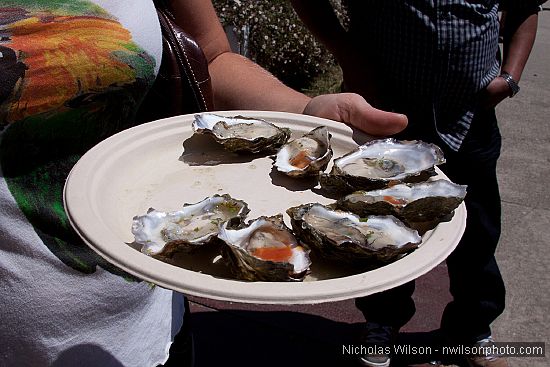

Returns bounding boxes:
[64,111,465,304]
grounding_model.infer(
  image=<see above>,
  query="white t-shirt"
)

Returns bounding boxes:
[0,1,185,366]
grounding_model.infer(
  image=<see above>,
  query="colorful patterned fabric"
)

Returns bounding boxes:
[0,1,184,366]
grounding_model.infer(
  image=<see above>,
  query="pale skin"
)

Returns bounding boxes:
[167,0,408,136]
[290,0,539,109]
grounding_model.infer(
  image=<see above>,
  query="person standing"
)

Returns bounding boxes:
[290,1,545,366]
[0,1,406,365]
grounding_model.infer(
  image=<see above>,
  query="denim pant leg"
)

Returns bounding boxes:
[439,108,506,343]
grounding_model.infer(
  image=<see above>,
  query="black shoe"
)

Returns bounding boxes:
[358,322,396,367]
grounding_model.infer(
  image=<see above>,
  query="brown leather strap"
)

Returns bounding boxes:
[137,0,213,122]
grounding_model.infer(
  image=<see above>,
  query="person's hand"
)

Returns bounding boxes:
[302,93,408,136]
[479,76,512,108]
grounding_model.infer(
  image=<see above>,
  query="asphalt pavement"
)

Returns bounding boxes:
[185,9,550,367]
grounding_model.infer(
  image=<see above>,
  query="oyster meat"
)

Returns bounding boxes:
[337,180,467,232]
[132,194,249,259]
[287,203,421,264]
[320,139,445,194]
[192,113,291,153]
[273,126,333,177]
[218,215,311,281]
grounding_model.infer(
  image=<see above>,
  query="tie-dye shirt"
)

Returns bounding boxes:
[0,1,184,366]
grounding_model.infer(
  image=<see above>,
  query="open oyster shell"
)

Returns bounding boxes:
[218,215,311,281]
[131,194,249,260]
[337,180,467,233]
[192,113,291,153]
[273,126,333,177]
[320,139,445,194]
[287,203,421,264]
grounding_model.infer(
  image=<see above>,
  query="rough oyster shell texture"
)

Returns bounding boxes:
[273,126,333,177]
[132,194,249,260]
[218,215,311,281]
[337,180,467,233]
[287,203,422,264]
[136,114,463,281]
[192,113,291,153]
[320,138,446,195]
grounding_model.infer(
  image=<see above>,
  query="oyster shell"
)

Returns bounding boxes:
[337,180,467,233]
[320,139,445,194]
[287,203,421,264]
[218,215,311,281]
[192,113,291,153]
[132,194,249,259]
[273,126,333,177]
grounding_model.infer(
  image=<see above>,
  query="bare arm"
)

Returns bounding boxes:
[166,0,312,112]
[483,9,539,106]
[501,11,539,81]
[166,0,407,135]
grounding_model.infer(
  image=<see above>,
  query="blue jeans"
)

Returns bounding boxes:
[355,108,505,344]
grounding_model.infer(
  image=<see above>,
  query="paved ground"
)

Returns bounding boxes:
[490,7,550,367]
[186,10,550,367]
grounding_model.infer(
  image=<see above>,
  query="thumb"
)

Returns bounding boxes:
[340,94,408,136]
[303,93,408,136]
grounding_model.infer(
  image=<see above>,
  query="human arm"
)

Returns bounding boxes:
[482,5,540,107]
[166,0,406,136]
[500,7,539,82]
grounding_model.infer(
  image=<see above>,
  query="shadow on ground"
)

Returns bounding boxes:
[187,309,469,367]
[189,310,361,366]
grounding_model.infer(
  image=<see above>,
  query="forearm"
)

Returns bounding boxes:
[501,11,539,81]
[208,52,407,136]
[165,0,408,136]
[168,0,311,113]
[208,52,311,112]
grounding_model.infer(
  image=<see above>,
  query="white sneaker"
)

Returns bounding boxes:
[466,336,509,367]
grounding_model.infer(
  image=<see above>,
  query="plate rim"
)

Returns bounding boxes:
[64,111,466,304]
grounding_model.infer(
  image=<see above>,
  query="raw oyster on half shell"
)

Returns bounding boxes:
[132,194,249,259]
[192,113,291,153]
[287,203,421,264]
[337,180,467,232]
[320,139,445,194]
[218,215,311,281]
[273,126,333,177]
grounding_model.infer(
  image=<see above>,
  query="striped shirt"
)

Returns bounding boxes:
[345,0,543,151]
